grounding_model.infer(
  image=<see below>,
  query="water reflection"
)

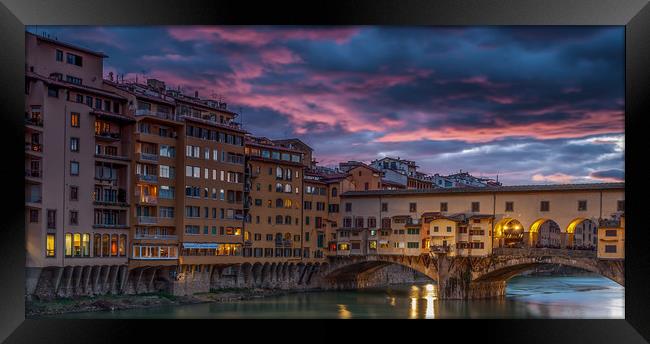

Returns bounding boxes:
[47,274,624,319]
[337,304,351,319]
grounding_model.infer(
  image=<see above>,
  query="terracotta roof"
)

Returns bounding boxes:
[30,32,108,57]
[342,182,624,197]
[27,72,126,100]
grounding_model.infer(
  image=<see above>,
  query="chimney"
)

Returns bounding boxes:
[195,91,199,98]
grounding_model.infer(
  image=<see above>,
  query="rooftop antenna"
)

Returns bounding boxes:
[239,106,244,128]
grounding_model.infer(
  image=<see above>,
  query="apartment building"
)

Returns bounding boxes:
[244,137,306,261]
[107,78,248,270]
[25,32,133,295]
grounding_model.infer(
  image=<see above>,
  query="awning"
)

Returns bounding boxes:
[183,243,219,249]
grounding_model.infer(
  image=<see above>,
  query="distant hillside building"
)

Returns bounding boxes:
[370,157,434,189]
[432,170,502,188]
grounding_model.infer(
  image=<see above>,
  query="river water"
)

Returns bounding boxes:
[53,274,624,319]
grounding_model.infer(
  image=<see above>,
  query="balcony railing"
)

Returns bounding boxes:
[25,169,42,178]
[134,233,177,240]
[137,174,158,183]
[95,131,121,140]
[135,109,181,122]
[430,245,451,253]
[26,196,42,203]
[139,152,159,161]
[93,223,128,229]
[137,216,158,224]
[25,142,42,153]
[25,117,44,127]
[138,195,158,204]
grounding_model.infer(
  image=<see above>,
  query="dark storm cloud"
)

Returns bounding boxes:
[26,26,624,184]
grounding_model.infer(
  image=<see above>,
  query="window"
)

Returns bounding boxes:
[66,53,83,66]
[70,137,79,152]
[617,200,624,212]
[48,86,58,98]
[55,49,63,61]
[70,161,79,176]
[578,200,587,211]
[471,202,480,212]
[407,242,419,249]
[69,211,78,225]
[605,245,617,253]
[345,203,352,212]
[70,186,78,201]
[29,209,39,223]
[440,202,448,212]
[331,187,338,197]
[70,112,80,127]
[505,201,514,212]
[66,75,82,85]
[47,209,56,229]
[381,203,388,212]
[409,203,417,212]
[605,230,618,237]
[540,201,550,212]
[447,226,452,233]
[46,234,55,257]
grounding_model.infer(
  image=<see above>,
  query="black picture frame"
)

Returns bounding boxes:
[0,0,648,342]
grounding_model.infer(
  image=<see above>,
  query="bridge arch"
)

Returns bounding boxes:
[472,255,624,286]
[321,255,438,286]
[529,218,562,248]
[566,218,598,249]
[494,218,526,248]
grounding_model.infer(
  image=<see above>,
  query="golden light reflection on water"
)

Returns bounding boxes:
[337,304,352,319]
[424,284,437,319]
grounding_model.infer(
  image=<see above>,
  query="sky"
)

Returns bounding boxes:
[28,26,625,185]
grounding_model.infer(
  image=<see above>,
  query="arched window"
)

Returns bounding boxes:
[276,233,283,241]
[276,198,284,207]
[93,233,101,257]
[102,234,110,256]
[284,184,291,193]
[82,233,90,257]
[286,169,292,180]
[276,167,283,179]
[276,183,283,192]
[285,215,292,225]
[332,187,338,197]
[276,215,283,224]
[119,234,127,256]
[284,199,292,208]
[285,232,292,240]
[111,234,119,256]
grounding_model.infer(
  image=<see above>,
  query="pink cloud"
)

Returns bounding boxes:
[531,173,577,184]
[376,110,623,143]
[167,27,359,46]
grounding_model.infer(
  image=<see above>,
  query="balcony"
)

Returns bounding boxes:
[95,152,130,162]
[430,245,451,254]
[135,109,180,122]
[25,117,43,128]
[25,169,42,179]
[95,131,121,141]
[93,223,128,229]
[25,142,42,153]
[137,216,158,224]
[138,152,159,162]
[134,233,177,241]
[137,174,158,183]
[275,239,293,247]
[25,195,42,204]
[138,195,158,205]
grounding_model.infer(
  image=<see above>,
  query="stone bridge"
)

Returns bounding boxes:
[318,248,624,299]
